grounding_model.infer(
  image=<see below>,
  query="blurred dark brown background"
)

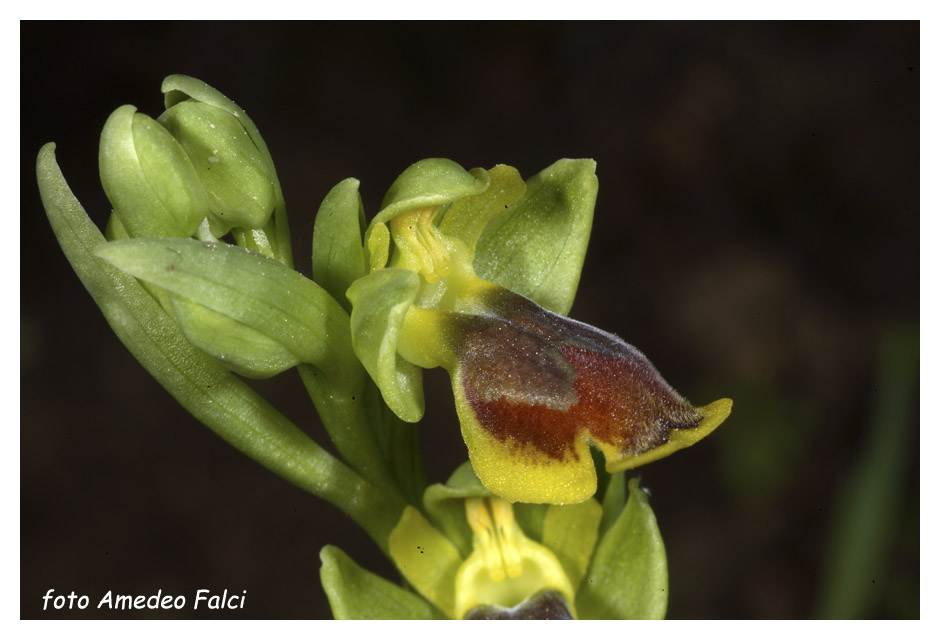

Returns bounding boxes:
[21,22,919,619]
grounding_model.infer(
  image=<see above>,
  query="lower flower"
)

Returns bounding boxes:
[319,466,669,620]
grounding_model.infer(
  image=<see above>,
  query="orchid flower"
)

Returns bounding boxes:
[347,158,731,504]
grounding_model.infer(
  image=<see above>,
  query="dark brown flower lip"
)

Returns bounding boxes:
[451,287,702,462]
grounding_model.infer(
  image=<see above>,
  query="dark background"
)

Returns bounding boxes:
[21,22,919,619]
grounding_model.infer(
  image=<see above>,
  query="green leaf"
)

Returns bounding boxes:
[37,143,403,550]
[346,268,425,422]
[474,159,597,316]
[99,105,209,239]
[816,325,918,619]
[389,506,464,619]
[95,238,360,389]
[575,477,668,620]
[542,499,603,592]
[311,178,367,312]
[320,545,443,620]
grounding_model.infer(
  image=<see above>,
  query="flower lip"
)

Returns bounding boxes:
[454,287,710,461]
[429,286,732,503]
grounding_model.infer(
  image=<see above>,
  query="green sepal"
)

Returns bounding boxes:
[346,268,425,422]
[320,545,443,620]
[474,159,597,316]
[423,461,491,558]
[542,499,603,592]
[99,105,209,239]
[312,178,367,311]
[575,477,668,620]
[158,100,276,231]
[95,238,359,387]
[439,164,526,257]
[37,143,404,550]
[161,74,292,267]
[389,506,464,619]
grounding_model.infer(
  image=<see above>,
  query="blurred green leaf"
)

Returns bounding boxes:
[816,325,918,619]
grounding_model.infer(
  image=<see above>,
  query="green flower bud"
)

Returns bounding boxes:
[99,105,210,238]
[158,100,277,232]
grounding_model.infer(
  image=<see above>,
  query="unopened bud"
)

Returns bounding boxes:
[158,100,276,232]
[99,105,209,238]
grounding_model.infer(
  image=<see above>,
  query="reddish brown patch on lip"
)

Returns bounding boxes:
[455,289,701,461]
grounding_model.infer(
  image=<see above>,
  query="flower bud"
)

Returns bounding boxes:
[158,100,277,232]
[99,105,209,238]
